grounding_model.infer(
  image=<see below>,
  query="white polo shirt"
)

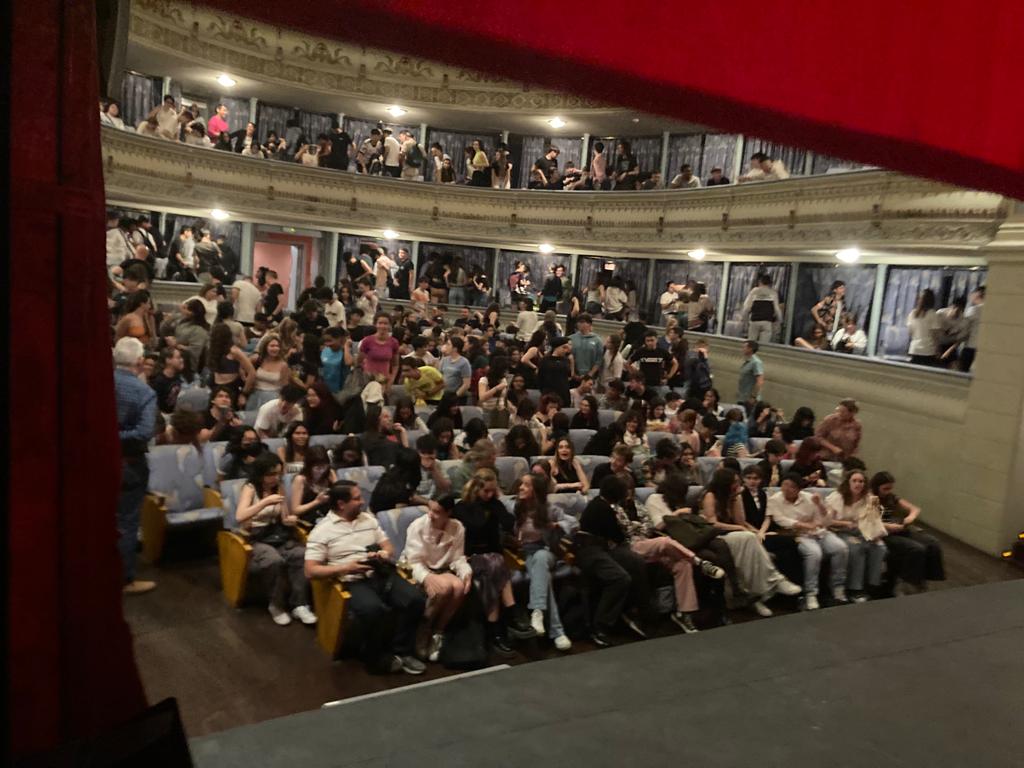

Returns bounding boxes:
[305,511,390,581]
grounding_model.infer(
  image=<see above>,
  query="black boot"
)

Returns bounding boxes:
[503,605,537,639]
[488,622,515,658]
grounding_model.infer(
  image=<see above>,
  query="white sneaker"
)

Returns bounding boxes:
[530,609,546,636]
[773,579,802,596]
[804,594,820,611]
[753,600,773,618]
[553,634,572,651]
[833,587,848,603]
[428,633,444,663]
[291,605,317,625]
[269,605,292,626]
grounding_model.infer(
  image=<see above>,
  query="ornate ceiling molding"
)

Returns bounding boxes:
[101,129,1007,253]
[130,0,611,113]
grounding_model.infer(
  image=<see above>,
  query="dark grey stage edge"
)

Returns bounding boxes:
[192,580,1024,768]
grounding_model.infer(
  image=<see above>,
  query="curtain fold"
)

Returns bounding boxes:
[811,153,871,174]
[576,255,651,315]
[426,129,501,183]
[721,264,792,339]
[419,242,496,284]
[299,110,335,144]
[666,134,705,179]
[215,95,251,134]
[700,134,740,180]
[550,136,584,175]
[627,135,663,175]
[118,72,161,129]
[256,102,294,142]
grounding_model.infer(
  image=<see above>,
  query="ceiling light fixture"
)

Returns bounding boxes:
[386,106,407,117]
[216,74,236,88]
[538,243,555,254]
[687,248,706,261]
[631,118,640,123]
[547,117,566,129]
[210,208,230,220]
[836,247,861,264]
[382,229,400,240]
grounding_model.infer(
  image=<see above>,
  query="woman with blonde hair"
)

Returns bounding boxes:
[826,469,887,602]
[250,332,290,411]
[452,468,533,655]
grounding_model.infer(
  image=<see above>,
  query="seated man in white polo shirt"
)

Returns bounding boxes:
[304,481,427,675]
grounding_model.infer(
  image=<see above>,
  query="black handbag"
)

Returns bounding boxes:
[663,513,720,551]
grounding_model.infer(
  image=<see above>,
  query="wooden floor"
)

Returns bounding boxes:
[124,526,1023,739]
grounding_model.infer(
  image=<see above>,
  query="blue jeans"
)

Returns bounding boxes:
[117,457,149,583]
[796,532,848,596]
[837,531,886,591]
[524,546,565,638]
[449,287,467,306]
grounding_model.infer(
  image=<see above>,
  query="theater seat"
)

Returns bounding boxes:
[635,487,656,505]
[335,466,386,498]
[647,431,677,449]
[310,577,351,659]
[597,409,618,427]
[749,437,770,454]
[239,411,258,426]
[697,456,720,484]
[176,386,211,412]
[460,405,483,424]
[568,429,595,454]
[576,455,606,482]
[405,429,427,446]
[142,444,223,563]
[309,435,343,451]
[489,428,509,447]
[561,407,578,422]
[495,456,528,492]
[376,506,428,556]
[548,493,588,518]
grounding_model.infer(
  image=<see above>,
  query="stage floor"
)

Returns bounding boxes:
[190,579,1024,768]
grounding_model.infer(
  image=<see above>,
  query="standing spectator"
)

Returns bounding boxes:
[815,399,863,461]
[207,103,230,141]
[356,128,383,174]
[669,164,701,189]
[811,280,846,338]
[706,166,731,186]
[907,288,942,366]
[320,328,352,396]
[738,151,790,182]
[743,273,781,343]
[439,337,472,402]
[357,314,400,384]
[601,333,626,390]
[569,313,604,380]
[262,270,285,321]
[629,330,675,387]
[429,142,445,182]
[961,285,985,372]
[589,141,609,189]
[538,336,572,407]
[468,139,490,186]
[323,121,352,171]
[150,346,185,415]
[530,146,560,189]
[737,340,765,406]
[767,474,849,610]
[113,337,158,595]
[398,130,425,181]
[658,282,684,322]
[306,481,427,674]
[391,248,415,301]
[193,229,222,277]
[491,143,513,189]
[612,140,639,190]
[173,300,210,377]
[685,282,715,332]
[381,128,402,177]
[540,266,565,312]
[602,277,629,321]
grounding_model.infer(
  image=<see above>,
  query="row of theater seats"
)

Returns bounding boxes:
[141,437,840,659]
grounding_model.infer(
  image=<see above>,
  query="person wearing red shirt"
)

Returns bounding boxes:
[207,104,230,143]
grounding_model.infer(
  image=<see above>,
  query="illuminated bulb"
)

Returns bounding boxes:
[210,208,230,220]
[382,229,399,240]
[216,74,236,87]
[836,247,861,264]
[538,243,555,254]
[1002,551,1013,558]
[547,117,566,129]
[386,106,407,117]
[688,249,706,261]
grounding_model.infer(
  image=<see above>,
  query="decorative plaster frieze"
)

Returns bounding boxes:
[102,129,1007,253]
[130,0,610,112]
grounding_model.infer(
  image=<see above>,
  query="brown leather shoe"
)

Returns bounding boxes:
[123,580,157,595]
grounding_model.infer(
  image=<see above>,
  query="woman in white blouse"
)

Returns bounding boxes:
[826,469,887,602]
[907,289,943,366]
[601,333,625,390]
[402,498,472,662]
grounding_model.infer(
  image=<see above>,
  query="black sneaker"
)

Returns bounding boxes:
[590,631,614,648]
[697,558,726,580]
[490,635,516,658]
[507,616,538,640]
[670,612,699,634]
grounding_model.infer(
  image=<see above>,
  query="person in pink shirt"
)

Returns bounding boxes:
[207,104,230,142]
[357,314,400,383]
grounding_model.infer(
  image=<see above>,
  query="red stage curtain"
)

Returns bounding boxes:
[202,0,1024,199]
[9,0,147,756]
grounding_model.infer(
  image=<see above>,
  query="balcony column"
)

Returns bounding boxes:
[248,97,258,124]
[161,76,171,100]
[715,261,730,335]
[866,264,888,354]
[240,222,254,277]
[326,232,339,286]
[581,134,590,167]
[782,262,800,343]
[501,130,509,146]
[953,226,1024,552]
[732,136,745,182]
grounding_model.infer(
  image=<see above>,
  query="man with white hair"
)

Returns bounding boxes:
[113,337,158,595]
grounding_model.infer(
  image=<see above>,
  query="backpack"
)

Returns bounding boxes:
[405,143,425,168]
[750,298,776,323]
[439,602,488,670]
